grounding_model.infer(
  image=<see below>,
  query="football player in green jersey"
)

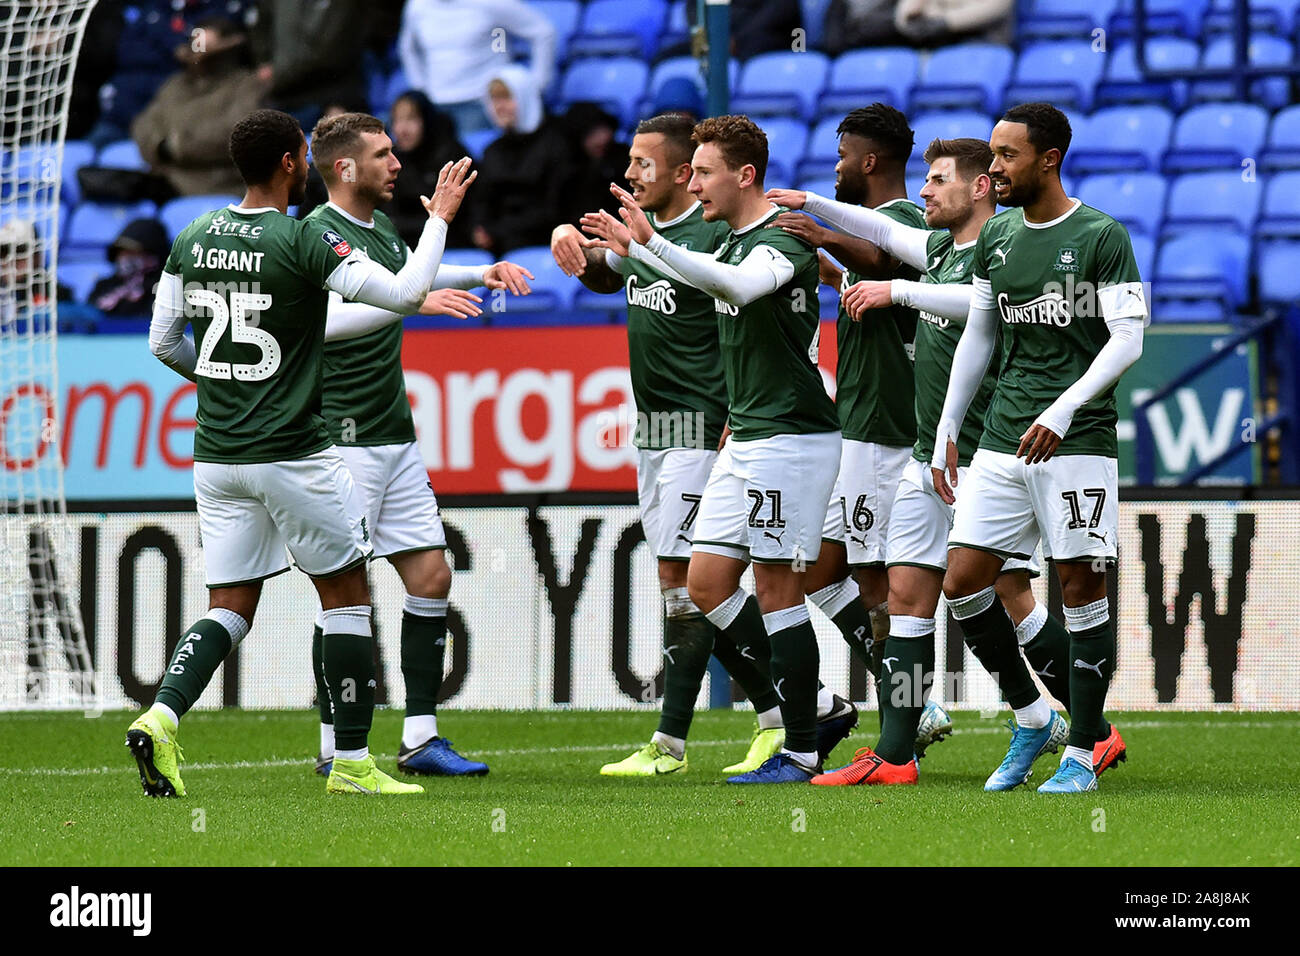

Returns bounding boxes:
[554,113,788,777]
[932,104,1146,793]
[129,109,474,798]
[585,116,842,784]
[305,111,533,779]
[770,105,925,726]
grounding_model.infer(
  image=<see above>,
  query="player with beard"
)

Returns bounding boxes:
[584,116,842,784]
[555,113,821,777]
[305,112,533,779]
[129,109,473,797]
[932,104,1144,793]
[772,105,926,730]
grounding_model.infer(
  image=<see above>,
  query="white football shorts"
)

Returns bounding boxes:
[637,446,718,561]
[336,442,445,558]
[821,439,913,566]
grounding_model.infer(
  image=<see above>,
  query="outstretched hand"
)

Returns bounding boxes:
[422,156,476,223]
[580,208,633,258]
[419,288,482,319]
[609,182,654,246]
[484,260,533,295]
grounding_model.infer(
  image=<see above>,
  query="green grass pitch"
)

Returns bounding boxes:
[2,709,1296,866]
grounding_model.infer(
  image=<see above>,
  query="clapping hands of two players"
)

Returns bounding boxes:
[422,157,477,223]
[580,183,655,257]
[416,261,534,319]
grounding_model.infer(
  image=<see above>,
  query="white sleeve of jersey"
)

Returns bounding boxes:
[1032,315,1145,440]
[327,216,448,312]
[890,279,973,320]
[434,264,489,290]
[605,249,629,275]
[1097,280,1150,327]
[931,276,997,470]
[323,291,405,342]
[637,233,794,307]
[148,271,197,381]
[803,191,931,271]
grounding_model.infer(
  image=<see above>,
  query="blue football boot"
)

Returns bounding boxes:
[984,712,1068,791]
[1037,756,1099,794]
[727,753,815,784]
[397,737,489,776]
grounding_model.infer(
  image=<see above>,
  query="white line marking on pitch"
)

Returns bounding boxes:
[0,718,1294,777]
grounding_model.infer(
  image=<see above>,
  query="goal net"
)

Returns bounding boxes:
[1,0,100,710]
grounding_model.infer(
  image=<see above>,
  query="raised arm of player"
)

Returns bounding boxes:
[552,223,622,294]
[843,278,972,322]
[148,271,197,381]
[772,188,932,272]
[931,276,998,502]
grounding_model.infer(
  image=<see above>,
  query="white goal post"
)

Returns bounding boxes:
[1,0,100,710]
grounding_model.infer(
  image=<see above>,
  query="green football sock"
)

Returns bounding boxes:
[1023,608,1111,739]
[1065,601,1116,750]
[830,599,875,670]
[401,608,447,719]
[766,610,820,756]
[310,624,332,725]
[156,615,239,717]
[954,590,1039,710]
[321,606,376,752]
[656,611,715,739]
[875,630,935,765]
[708,596,780,713]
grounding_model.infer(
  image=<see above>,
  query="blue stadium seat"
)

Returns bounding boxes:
[762,117,811,186]
[569,0,667,60]
[5,146,60,207]
[97,139,147,171]
[800,0,833,49]
[641,56,739,116]
[910,43,1013,114]
[733,51,830,122]
[532,0,583,61]
[462,128,498,159]
[573,287,624,323]
[1076,173,1168,235]
[1130,233,1156,281]
[799,175,837,197]
[1192,34,1293,110]
[1109,0,1210,38]
[797,116,842,181]
[658,0,689,56]
[1069,105,1173,175]
[60,140,96,206]
[820,48,919,115]
[405,313,488,330]
[1258,241,1300,303]
[1163,102,1269,173]
[441,248,494,269]
[1021,0,1123,39]
[1256,171,1300,238]
[1004,40,1106,111]
[60,262,107,303]
[379,68,411,116]
[494,245,575,308]
[1095,38,1198,110]
[159,195,239,240]
[559,57,649,126]
[1164,170,1262,236]
[910,111,992,154]
[1261,105,1300,170]
[1153,230,1250,320]
[65,200,156,253]
[1200,0,1295,37]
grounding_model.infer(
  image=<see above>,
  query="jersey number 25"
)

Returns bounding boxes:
[189,288,281,381]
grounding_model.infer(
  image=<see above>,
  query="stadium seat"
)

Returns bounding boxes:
[531,0,583,62]
[1069,105,1174,175]
[1164,170,1262,236]
[762,117,811,186]
[559,57,649,126]
[1094,38,1198,110]
[462,128,498,159]
[1261,105,1300,170]
[97,139,147,171]
[441,248,494,270]
[1163,102,1269,173]
[379,68,411,116]
[910,43,1013,114]
[1130,232,1156,281]
[800,0,833,49]
[1109,0,1210,37]
[1192,34,1293,110]
[59,261,106,303]
[797,116,842,182]
[59,140,96,206]
[159,195,239,240]
[573,286,624,322]
[494,245,575,308]
[658,0,689,56]
[910,111,992,154]
[569,0,667,60]
[1153,229,1251,319]
[65,200,156,253]
[1076,173,1167,235]
[641,56,740,116]
[799,176,837,198]
[1256,171,1300,238]
[1258,240,1300,303]
[820,48,919,115]
[1200,0,1295,37]
[1003,40,1105,111]
[732,51,830,122]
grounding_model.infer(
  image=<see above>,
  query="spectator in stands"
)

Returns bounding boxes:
[894,0,1014,46]
[88,218,168,318]
[0,221,71,329]
[68,0,124,139]
[130,17,262,197]
[384,91,476,249]
[731,0,802,59]
[559,102,630,227]
[823,0,906,53]
[398,0,556,135]
[251,0,367,131]
[471,66,571,256]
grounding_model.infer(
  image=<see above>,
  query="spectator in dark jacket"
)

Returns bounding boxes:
[88,218,168,318]
[251,0,367,130]
[471,66,572,257]
[559,102,629,228]
[383,91,475,249]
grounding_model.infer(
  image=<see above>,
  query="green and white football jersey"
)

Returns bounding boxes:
[712,207,839,441]
[164,205,359,464]
[912,229,993,468]
[623,202,731,450]
[835,198,925,446]
[307,203,416,447]
[974,201,1143,458]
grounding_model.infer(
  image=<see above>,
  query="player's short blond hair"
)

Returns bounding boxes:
[691,115,768,185]
[310,112,386,184]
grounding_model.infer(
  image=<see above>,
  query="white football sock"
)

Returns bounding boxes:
[319,722,335,759]
[1063,745,1093,768]
[757,706,783,730]
[336,747,368,761]
[403,714,438,749]
[1013,696,1052,729]
[151,702,179,729]
[816,684,836,718]
[651,731,686,760]
[782,749,819,772]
